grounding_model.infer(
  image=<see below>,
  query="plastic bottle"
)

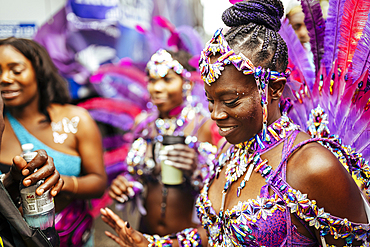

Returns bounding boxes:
[19,143,60,247]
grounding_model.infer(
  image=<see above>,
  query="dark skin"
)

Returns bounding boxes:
[0,92,64,206]
[0,44,107,212]
[102,63,368,246]
[108,70,214,236]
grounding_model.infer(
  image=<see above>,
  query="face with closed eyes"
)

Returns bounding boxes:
[0,45,39,108]
[205,64,263,144]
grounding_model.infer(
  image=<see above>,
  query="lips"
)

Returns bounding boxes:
[152,97,167,105]
[1,89,21,99]
[218,125,237,137]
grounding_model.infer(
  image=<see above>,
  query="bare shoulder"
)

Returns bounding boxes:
[49,103,95,130]
[286,132,367,223]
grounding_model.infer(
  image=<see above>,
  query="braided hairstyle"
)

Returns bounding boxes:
[222,0,288,73]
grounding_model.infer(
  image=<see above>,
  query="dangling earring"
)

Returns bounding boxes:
[255,67,271,142]
[182,81,192,97]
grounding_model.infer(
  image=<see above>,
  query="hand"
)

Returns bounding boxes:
[101,207,148,247]
[159,144,197,172]
[109,175,136,203]
[4,149,63,199]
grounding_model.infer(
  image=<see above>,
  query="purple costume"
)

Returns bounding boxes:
[196,117,370,246]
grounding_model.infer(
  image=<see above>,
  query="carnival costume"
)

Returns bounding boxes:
[142,0,370,244]
[125,49,217,207]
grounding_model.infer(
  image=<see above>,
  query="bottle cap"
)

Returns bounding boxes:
[21,143,34,152]
[21,143,37,162]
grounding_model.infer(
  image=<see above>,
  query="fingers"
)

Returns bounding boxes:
[22,149,49,176]
[109,175,135,203]
[158,144,196,171]
[105,231,126,247]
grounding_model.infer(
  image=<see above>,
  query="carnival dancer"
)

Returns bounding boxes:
[107,49,218,236]
[100,0,370,246]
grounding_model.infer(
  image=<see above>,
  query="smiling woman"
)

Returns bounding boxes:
[0,37,107,247]
[107,48,218,240]
[99,0,370,246]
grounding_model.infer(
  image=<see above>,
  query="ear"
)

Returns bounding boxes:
[269,77,286,100]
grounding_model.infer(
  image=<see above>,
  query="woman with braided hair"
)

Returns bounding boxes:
[100,0,370,246]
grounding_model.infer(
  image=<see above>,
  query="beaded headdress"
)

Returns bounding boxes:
[146,49,191,79]
[199,28,291,141]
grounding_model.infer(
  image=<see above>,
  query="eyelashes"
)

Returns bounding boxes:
[206,97,240,107]
[224,97,239,107]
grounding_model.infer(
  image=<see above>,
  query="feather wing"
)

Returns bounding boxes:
[279,19,316,89]
[322,0,346,74]
[300,0,325,74]
[350,13,370,82]
[337,0,370,72]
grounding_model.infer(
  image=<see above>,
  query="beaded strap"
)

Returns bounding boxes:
[176,228,202,247]
[143,234,172,247]
[268,138,370,246]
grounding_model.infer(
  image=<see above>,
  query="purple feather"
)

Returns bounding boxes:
[103,135,129,150]
[322,0,346,74]
[279,19,315,88]
[176,26,204,56]
[300,0,325,74]
[350,13,370,82]
[89,110,134,131]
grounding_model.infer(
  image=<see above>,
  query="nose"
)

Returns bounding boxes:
[210,102,228,121]
[1,71,14,84]
[152,79,166,92]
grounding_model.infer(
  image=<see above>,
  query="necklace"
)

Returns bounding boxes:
[216,115,299,216]
[155,102,201,136]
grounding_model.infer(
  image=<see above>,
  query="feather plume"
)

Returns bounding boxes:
[229,0,243,4]
[153,16,176,33]
[350,13,370,82]
[279,19,316,88]
[337,0,370,72]
[300,0,325,74]
[322,0,346,74]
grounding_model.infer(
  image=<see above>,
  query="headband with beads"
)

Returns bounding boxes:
[198,28,290,86]
[146,49,191,79]
[199,28,291,141]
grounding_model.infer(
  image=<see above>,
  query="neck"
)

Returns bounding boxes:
[7,98,47,122]
[158,104,184,119]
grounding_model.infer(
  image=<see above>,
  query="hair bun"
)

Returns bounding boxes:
[222,0,284,32]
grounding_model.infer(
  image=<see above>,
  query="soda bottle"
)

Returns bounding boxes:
[19,143,60,247]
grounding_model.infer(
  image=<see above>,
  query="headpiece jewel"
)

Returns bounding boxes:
[198,28,290,86]
[199,28,291,141]
[146,49,191,80]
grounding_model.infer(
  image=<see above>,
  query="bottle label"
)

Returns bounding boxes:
[20,186,54,215]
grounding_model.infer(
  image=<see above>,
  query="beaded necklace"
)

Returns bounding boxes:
[215,115,299,219]
[154,102,202,137]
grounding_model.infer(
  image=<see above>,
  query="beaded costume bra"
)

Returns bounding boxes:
[196,116,370,247]
[126,101,216,191]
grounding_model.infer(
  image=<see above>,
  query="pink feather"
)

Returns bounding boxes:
[153,16,176,33]
[337,0,370,72]
[229,0,243,4]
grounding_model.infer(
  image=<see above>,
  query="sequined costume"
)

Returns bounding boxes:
[196,116,370,247]
[126,99,217,194]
